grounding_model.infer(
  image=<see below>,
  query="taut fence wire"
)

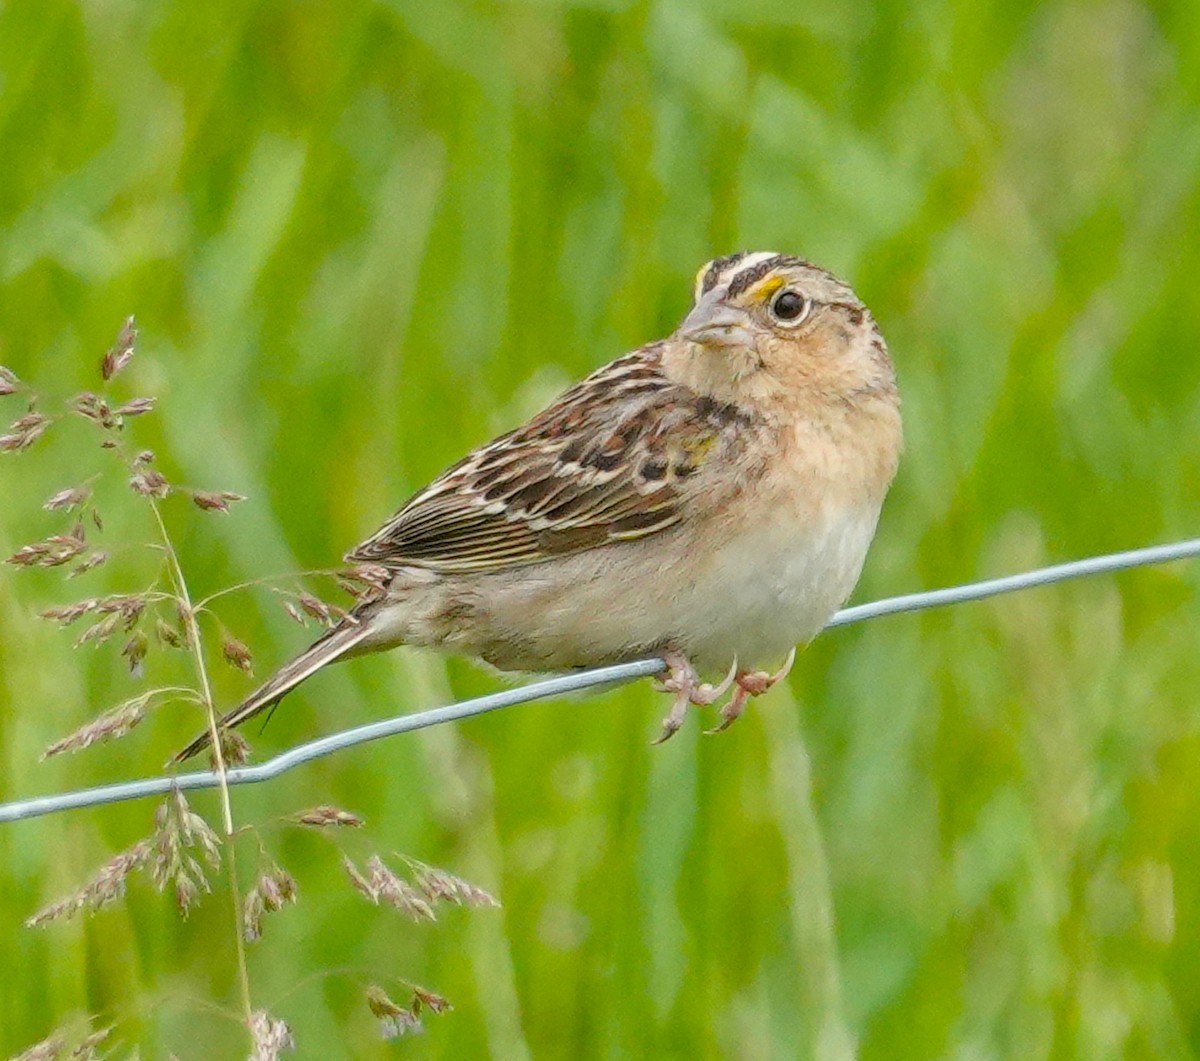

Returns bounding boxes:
[2,537,1198,825]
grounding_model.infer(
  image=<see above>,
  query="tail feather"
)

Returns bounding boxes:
[173,620,373,763]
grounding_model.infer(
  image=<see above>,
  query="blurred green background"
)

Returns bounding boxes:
[2,0,1200,1056]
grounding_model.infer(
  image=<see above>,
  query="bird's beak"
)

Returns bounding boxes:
[677,301,756,350]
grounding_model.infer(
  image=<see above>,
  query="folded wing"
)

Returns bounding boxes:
[349,346,754,574]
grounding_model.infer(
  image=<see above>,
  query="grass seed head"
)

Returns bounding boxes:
[0,365,20,396]
[43,485,90,511]
[191,489,245,513]
[114,397,155,417]
[221,635,253,673]
[0,410,51,452]
[25,840,153,927]
[100,317,137,381]
[293,805,364,828]
[6,532,86,568]
[43,697,148,758]
[68,550,108,578]
[243,868,299,942]
[128,468,169,498]
[154,615,184,647]
[402,857,500,908]
[247,1011,294,1060]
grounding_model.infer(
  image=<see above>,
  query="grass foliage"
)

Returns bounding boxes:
[2,0,1200,1056]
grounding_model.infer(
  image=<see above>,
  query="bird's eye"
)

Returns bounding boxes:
[769,289,810,325]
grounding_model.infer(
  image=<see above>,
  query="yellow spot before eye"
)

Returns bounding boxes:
[750,275,785,302]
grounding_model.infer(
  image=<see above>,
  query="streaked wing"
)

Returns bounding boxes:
[347,343,753,574]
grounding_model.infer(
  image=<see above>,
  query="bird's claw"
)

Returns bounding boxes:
[741,647,797,696]
[652,655,737,744]
[704,684,751,735]
[653,649,796,742]
[702,648,798,736]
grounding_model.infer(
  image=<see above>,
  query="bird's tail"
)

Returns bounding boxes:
[173,619,374,763]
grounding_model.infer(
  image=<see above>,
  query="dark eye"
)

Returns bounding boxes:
[770,289,809,324]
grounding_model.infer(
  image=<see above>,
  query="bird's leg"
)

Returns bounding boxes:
[653,651,738,744]
[705,648,797,735]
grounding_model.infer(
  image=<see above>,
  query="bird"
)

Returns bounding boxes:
[175,251,901,761]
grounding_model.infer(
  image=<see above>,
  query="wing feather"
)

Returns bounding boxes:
[347,346,757,575]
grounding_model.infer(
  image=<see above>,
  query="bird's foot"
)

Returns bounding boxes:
[704,648,797,735]
[653,652,738,744]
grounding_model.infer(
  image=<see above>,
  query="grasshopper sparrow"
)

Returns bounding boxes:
[177,252,901,760]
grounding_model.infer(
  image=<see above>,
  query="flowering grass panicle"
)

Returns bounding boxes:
[2,321,500,1054]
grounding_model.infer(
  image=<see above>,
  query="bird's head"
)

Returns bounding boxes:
[668,251,898,418]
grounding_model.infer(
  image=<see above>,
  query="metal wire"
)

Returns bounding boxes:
[2,537,1198,825]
